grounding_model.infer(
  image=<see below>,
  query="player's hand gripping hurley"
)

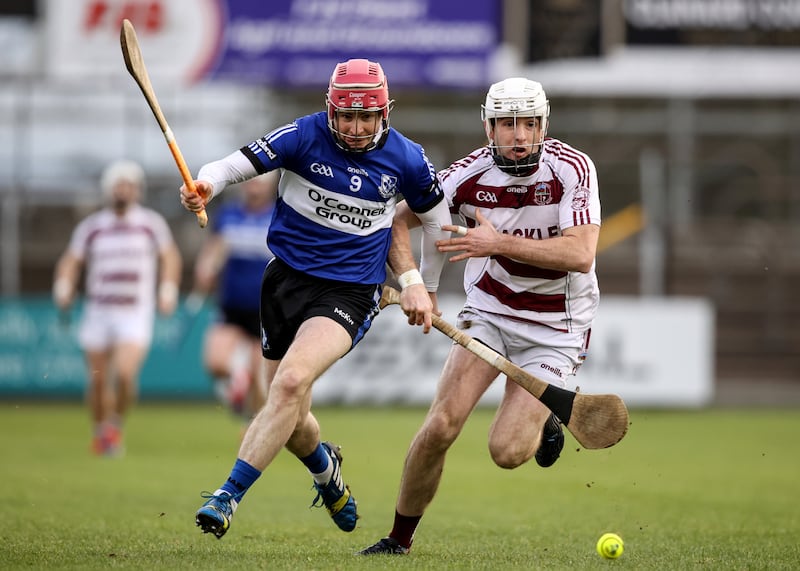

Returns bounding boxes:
[380,286,629,449]
[120,19,208,228]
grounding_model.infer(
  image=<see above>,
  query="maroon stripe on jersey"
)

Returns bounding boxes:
[452,170,491,210]
[101,272,140,283]
[476,273,566,313]
[439,148,490,183]
[493,255,567,279]
[458,180,565,211]
[89,295,137,305]
[546,140,591,187]
[86,224,159,248]
[572,208,592,226]
[558,154,588,186]
[496,181,564,209]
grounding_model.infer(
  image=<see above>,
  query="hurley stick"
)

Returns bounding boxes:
[120,19,208,228]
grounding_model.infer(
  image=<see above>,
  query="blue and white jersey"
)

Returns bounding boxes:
[241,111,441,284]
[213,200,274,312]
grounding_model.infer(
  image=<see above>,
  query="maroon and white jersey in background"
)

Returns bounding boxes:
[439,138,601,333]
[67,204,174,314]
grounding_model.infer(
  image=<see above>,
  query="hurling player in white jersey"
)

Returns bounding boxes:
[53,159,182,457]
[360,78,601,555]
[181,59,451,540]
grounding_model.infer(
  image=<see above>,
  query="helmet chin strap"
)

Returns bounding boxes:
[332,121,389,153]
[484,117,544,177]
[490,142,541,177]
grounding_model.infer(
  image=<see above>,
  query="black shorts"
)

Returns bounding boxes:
[218,306,261,339]
[259,257,382,360]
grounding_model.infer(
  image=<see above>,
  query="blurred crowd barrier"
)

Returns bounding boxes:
[0,293,713,407]
[0,296,213,400]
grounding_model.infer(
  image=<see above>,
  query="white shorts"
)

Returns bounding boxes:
[78,303,155,351]
[456,306,591,389]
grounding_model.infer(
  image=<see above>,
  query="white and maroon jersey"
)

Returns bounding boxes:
[67,204,175,313]
[438,138,601,333]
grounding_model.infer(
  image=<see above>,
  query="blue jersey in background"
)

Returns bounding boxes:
[213,200,274,312]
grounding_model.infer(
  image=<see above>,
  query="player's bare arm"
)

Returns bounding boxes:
[193,235,228,294]
[439,208,599,273]
[157,243,182,316]
[52,252,83,310]
[388,202,434,333]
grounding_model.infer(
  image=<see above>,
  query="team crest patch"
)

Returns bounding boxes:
[379,174,398,198]
[533,182,552,205]
[571,187,590,210]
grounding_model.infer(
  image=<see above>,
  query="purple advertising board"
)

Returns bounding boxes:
[201,0,500,88]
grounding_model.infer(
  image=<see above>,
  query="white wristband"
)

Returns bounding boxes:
[158,281,179,306]
[397,269,424,290]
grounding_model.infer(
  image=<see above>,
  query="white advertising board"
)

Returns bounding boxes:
[315,294,715,408]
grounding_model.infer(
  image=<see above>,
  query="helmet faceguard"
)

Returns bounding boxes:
[481,78,549,176]
[326,59,394,153]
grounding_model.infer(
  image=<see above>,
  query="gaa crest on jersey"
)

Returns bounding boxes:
[572,187,590,210]
[379,174,398,198]
[533,182,552,205]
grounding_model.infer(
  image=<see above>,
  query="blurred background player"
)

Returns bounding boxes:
[52,159,182,456]
[191,171,278,421]
[360,77,601,555]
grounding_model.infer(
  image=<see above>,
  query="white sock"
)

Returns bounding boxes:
[229,342,251,374]
[212,378,229,405]
[311,461,334,485]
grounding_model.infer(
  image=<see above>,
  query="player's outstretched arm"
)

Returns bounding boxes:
[388,202,434,333]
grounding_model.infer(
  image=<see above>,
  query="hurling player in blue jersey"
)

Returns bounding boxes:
[192,172,277,421]
[180,58,451,539]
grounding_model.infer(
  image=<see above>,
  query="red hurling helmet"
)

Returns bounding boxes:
[326,58,393,152]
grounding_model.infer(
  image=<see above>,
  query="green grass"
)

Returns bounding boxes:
[0,403,798,570]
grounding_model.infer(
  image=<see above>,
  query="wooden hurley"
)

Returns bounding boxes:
[120,19,208,228]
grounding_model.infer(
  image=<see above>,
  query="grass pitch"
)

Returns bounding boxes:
[0,402,798,570]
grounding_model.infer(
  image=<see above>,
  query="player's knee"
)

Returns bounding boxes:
[488,439,532,469]
[114,367,139,387]
[421,410,464,450]
[269,367,312,403]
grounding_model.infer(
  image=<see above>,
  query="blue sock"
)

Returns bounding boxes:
[299,443,330,474]
[220,458,262,500]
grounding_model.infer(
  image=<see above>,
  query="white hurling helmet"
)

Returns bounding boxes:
[100,159,146,199]
[481,77,549,176]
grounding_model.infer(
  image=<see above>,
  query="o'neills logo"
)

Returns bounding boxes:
[540,363,563,378]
